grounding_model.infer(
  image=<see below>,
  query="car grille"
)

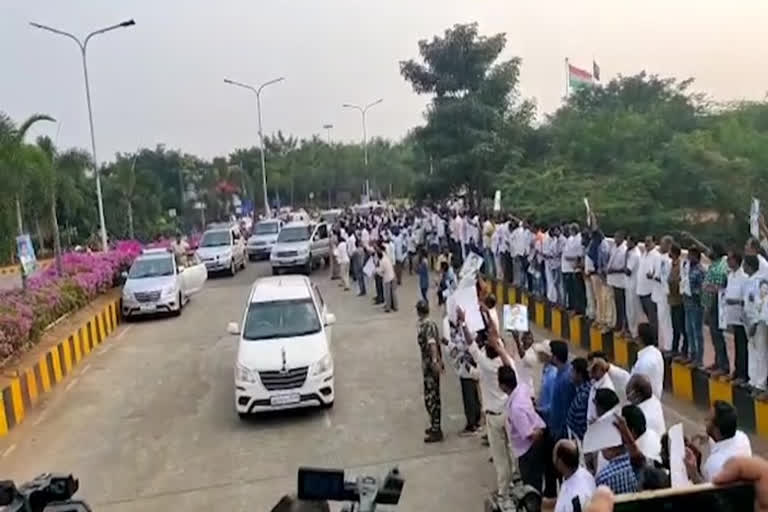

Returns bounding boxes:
[134,290,161,303]
[277,250,298,257]
[250,241,267,247]
[259,367,308,390]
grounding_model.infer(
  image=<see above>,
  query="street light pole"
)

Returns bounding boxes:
[30,20,136,252]
[224,76,284,218]
[322,123,333,145]
[342,99,382,200]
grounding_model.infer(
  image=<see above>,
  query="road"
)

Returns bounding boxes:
[0,261,765,512]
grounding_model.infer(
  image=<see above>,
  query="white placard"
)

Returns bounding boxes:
[362,257,376,278]
[451,285,485,332]
[668,423,690,488]
[582,408,622,453]
[459,252,484,280]
[503,304,529,332]
[750,198,760,238]
[718,289,727,330]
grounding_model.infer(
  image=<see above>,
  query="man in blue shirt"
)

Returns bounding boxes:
[541,340,576,499]
[534,341,557,423]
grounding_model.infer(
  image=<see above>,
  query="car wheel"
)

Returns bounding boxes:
[321,400,334,410]
[229,260,236,276]
[173,292,183,316]
[238,412,250,421]
[272,267,280,275]
[304,258,312,275]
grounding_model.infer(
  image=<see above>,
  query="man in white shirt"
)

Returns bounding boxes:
[622,404,662,463]
[637,236,661,332]
[562,224,584,314]
[587,353,632,422]
[553,439,595,512]
[376,248,397,313]
[544,225,564,305]
[653,236,674,351]
[393,229,408,285]
[699,401,752,482]
[511,221,528,288]
[725,252,749,382]
[606,231,628,332]
[625,236,643,338]
[742,255,768,391]
[627,374,666,436]
[336,238,350,291]
[631,322,665,399]
[456,308,519,502]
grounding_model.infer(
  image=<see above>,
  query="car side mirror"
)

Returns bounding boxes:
[227,322,240,335]
[324,313,336,326]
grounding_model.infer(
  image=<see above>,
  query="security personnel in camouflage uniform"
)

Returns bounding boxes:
[416,299,444,442]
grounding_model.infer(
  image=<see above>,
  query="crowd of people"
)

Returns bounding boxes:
[325,204,767,511]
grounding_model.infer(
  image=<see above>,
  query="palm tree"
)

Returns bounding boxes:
[0,113,56,235]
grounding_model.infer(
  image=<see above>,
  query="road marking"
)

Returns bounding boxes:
[1,444,16,458]
[323,411,332,428]
[116,325,133,340]
[32,409,49,426]
[64,377,79,392]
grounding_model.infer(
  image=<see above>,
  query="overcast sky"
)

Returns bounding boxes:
[2,1,766,163]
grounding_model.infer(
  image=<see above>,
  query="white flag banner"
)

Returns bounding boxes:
[584,197,592,227]
[582,408,622,453]
[362,257,376,278]
[750,197,760,238]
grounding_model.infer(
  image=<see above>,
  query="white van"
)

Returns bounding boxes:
[228,275,336,417]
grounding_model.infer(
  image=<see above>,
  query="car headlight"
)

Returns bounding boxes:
[297,247,310,256]
[235,363,258,383]
[312,353,333,376]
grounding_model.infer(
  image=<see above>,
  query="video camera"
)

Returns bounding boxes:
[297,467,404,512]
[0,474,90,512]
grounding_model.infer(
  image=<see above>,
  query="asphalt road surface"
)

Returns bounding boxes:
[0,261,765,512]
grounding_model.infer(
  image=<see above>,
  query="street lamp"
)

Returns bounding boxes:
[342,99,382,199]
[30,19,136,252]
[224,76,284,217]
[322,123,333,145]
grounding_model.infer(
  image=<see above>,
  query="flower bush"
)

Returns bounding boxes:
[0,241,142,360]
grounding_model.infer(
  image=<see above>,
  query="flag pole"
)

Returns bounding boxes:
[565,57,570,99]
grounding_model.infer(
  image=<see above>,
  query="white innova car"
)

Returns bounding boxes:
[228,275,336,418]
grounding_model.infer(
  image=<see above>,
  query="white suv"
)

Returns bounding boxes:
[270,221,330,275]
[228,275,336,417]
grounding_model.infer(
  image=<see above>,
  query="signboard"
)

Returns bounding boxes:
[16,234,37,277]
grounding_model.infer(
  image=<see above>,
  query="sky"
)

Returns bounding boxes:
[2,0,767,164]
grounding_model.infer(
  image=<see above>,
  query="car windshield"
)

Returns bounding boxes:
[128,257,175,278]
[200,230,231,247]
[242,299,321,340]
[254,222,279,235]
[277,226,310,243]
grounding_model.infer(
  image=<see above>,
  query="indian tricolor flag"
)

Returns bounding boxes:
[568,62,594,90]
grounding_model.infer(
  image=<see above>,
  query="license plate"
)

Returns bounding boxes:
[139,304,155,312]
[270,393,300,406]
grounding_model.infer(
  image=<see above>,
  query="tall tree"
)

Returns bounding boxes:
[400,22,532,207]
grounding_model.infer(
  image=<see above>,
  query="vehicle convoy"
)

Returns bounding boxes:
[229,275,336,417]
[121,248,207,318]
[195,224,247,276]
[246,218,283,261]
[270,221,330,275]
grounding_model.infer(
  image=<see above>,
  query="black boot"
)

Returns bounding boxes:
[424,430,444,443]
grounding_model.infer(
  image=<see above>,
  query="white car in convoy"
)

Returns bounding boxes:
[269,221,331,275]
[228,275,336,417]
[121,248,207,318]
[246,219,283,261]
[195,225,247,276]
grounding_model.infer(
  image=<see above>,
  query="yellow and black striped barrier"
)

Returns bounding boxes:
[0,259,54,276]
[486,275,768,439]
[0,299,121,437]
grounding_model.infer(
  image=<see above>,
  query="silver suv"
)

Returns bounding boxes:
[270,221,330,275]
